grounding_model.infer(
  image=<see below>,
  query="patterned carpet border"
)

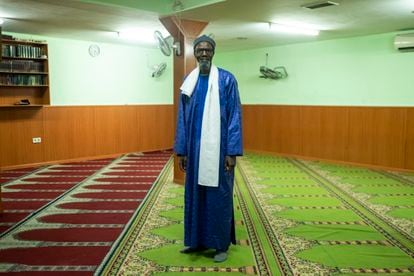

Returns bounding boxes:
[233,173,272,275]
[94,157,173,275]
[377,170,414,187]
[236,166,293,276]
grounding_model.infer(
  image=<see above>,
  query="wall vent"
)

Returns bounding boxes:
[302,1,339,10]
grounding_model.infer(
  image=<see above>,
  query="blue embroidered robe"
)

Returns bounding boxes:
[174,68,243,251]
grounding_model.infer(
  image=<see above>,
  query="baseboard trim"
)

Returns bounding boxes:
[5,148,411,174]
[0,148,172,171]
[245,149,414,173]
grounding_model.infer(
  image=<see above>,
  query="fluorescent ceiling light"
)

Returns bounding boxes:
[269,22,320,36]
[117,28,169,44]
[118,28,155,44]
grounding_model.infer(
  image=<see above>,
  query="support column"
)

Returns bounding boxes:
[160,17,208,184]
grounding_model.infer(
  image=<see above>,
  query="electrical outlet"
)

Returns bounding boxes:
[32,137,42,144]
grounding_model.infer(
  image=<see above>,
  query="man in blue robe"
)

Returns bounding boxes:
[174,35,243,263]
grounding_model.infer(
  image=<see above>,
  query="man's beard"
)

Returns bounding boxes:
[199,60,211,75]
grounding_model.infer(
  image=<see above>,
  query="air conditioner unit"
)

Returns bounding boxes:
[394,33,414,52]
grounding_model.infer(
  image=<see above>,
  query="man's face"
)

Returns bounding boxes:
[194,41,214,73]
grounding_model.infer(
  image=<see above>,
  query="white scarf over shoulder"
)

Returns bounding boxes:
[180,65,220,187]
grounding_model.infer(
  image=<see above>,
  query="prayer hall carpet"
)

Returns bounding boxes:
[0,166,41,232]
[0,151,171,275]
[99,153,414,276]
[0,167,39,185]
[0,160,112,234]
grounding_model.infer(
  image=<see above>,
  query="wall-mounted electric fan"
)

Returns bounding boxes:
[154,30,181,56]
[260,66,288,80]
[259,53,288,80]
[152,62,167,78]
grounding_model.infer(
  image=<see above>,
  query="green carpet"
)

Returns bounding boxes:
[262,186,330,195]
[238,153,414,275]
[267,196,342,207]
[371,195,414,206]
[98,153,414,275]
[297,245,413,267]
[387,208,414,220]
[276,209,362,222]
[285,224,385,241]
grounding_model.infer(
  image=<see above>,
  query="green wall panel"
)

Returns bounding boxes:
[7,31,413,106]
[6,32,173,105]
[215,32,414,106]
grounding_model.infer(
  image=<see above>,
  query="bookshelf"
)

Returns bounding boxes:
[0,33,50,107]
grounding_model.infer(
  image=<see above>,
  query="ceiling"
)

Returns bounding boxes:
[0,0,413,52]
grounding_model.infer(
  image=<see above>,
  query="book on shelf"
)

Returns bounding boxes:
[1,44,44,58]
[1,34,13,40]
[0,60,45,73]
[0,74,46,85]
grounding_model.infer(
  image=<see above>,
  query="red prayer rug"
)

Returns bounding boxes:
[0,151,171,274]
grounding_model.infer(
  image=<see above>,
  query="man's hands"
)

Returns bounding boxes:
[225,156,236,171]
[178,155,187,172]
[177,155,236,172]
